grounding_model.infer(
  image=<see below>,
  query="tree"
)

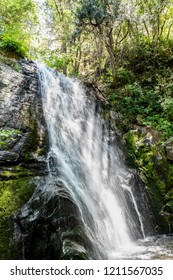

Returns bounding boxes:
[0,0,37,57]
[75,0,121,78]
[135,0,173,43]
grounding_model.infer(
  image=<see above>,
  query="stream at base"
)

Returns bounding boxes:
[108,235,173,259]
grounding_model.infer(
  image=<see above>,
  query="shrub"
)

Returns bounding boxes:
[115,67,134,85]
[143,116,173,138]
[161,97,173,121]
[0,35,28,57]
[107,83,162,119]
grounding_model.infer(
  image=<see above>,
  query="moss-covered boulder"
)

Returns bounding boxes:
[124,126,173,232]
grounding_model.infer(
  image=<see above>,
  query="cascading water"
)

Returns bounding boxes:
[38,64,148,259]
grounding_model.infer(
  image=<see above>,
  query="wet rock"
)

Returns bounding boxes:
[14,181,91,260]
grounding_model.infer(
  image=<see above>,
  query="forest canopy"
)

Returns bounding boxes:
[0,0,173,137]
[0,0,173,75]
[0,0,37,57]
[31,0,173,78]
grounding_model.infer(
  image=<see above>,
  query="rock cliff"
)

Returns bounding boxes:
[0,60,48,259]
[0,60,90,259]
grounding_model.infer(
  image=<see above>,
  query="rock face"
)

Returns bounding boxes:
[14,180,91,260]
[0,60,48,164]
[0,60,49,259]
[125,126,173,233]
[0,60,90,260]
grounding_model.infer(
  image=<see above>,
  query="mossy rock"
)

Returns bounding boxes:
[0,53,20,71]
[0,165,36,180]
[0,177,36,259]
[0,129,22,150]
[124,129,173,232]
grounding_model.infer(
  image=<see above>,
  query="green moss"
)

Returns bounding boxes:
[162,175,173,230]
[23,120,45,161]
[0,177,36,259]
[124,130,172,232]
[0,129,22,150]
[23,119,48,161]
[124,131,139,167]
[0,165,35,180]
[166,164,173,190]
[0,53,20,71]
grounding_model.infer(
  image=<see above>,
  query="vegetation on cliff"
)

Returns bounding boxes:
[0,0,173,250]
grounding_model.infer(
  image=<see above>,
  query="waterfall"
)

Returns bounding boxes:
[38,64,147,259]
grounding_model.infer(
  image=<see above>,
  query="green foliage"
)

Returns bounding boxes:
[76,0,120,26]
[101,69,114,83]
[106,82,164,124]
[161,97,173,121]
[46,53,71,73]
[118,40,173,86]
[124,130,173,232]
[0,35,28,57]
[0,0,36,25]
[37,0,173,80]
[104,38,173,139]
[143,117,173,139]
[0,0,37,58]
[76,0,105,26]
[115,67,134,85]
[0,129,21,149]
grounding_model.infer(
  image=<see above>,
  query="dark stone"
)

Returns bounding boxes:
[128,173,155,236]
[14,181,91,260]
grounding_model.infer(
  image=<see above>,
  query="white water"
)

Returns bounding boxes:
[38,64,147,259]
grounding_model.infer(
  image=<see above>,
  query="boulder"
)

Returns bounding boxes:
[163,137,173,161]
[14,180,91,260]
[133,125,164,146]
